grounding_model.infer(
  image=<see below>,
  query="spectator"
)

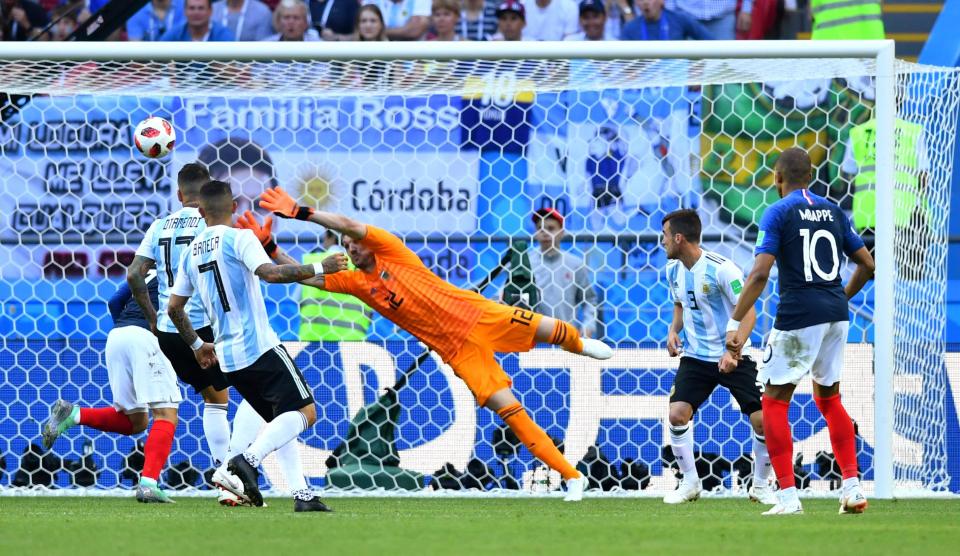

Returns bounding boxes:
[47,2,80,40]
[490,0,525,40]
[364,0,429,40]
[160,0,235,40]
[127,0,185,41]
[2,0,50,41]
[736,0,780,40]
[529,208,599,339]
[521,0,577,41]
[264,0,322,40]
[603,0,635,38]
[664,0,748,40]
[357,3,387,40]
[307,0,357,40]
[460,0,497,41]
[621,0,712,40]
[564,0,614,40]
[212,0,274,40]
[426,0,461,40]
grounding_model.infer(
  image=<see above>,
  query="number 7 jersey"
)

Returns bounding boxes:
[134,206,210,333]
[171,225,280,372]
[755,188,865,331]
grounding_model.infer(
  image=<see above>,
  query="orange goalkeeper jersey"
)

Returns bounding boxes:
[322,226,487,360]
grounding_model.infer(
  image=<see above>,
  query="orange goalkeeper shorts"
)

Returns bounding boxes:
[447,303,542,407]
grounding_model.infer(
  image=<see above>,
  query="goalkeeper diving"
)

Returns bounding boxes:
[238,187,616,501]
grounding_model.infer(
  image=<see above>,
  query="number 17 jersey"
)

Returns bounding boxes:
[135,206,210,333]
[755,189,865,331]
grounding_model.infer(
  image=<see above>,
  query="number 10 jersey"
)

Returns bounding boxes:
[754,189,866,331]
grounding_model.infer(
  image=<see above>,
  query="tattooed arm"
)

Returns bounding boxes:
[168,293,217,369]
[127,255,158,333]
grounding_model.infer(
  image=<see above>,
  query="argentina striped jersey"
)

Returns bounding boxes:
[171,225,280,372]
[666,251,748,361]
[135,206,210,333]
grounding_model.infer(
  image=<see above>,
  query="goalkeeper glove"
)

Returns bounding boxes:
[259,187,314,220]
[235,210,278,257]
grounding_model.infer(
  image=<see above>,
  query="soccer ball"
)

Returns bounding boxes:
[134,116,176,158]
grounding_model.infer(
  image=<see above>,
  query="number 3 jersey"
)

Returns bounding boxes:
[755,189,865,331]
[135,206,209,333]
[666,251,747,361]
[171,225,280,372]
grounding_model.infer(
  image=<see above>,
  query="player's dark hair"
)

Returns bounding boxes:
[662,209,701,243]
[177,162,210,198]
[775,147,812,186]
[197,137,278,188]
[199,180,234,217]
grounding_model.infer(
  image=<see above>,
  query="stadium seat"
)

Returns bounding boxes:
[43,251,89,279]
[97,250,135,278]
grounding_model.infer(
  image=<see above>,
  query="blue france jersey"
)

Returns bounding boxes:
[135,207,209,333]
[666,251,748,361]
[755,189,865,331]
[110,271,160,330]
[170,226,280,372]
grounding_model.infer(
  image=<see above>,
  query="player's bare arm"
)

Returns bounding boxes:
[234,210,344,289]
[259,186,367,240]
[720,306,757,372]
[727,254,775,354]
[255,263,324,284]
[844,246,876,300]
[127,254,158,332]
[168,293,217,369]
[667,303,684,357]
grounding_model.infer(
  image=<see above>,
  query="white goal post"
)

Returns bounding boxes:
[0,41,955,499]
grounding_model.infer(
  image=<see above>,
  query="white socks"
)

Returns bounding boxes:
[276,439,309,494]
[225,400,264,464]
[225,400,310,496]
[753,432,772,484]
[243,410,309,467]
[203,402,230,466]
[669,423,699,484]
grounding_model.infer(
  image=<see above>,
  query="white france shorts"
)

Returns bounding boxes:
[759,321,849,387]
[105,326,183,413]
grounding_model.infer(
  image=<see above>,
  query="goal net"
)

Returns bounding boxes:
[0,43,957,498]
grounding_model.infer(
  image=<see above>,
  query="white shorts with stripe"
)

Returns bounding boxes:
[759,321,849,386]
[105,326,183,413]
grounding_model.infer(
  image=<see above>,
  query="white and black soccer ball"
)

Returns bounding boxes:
[134,116,176,159]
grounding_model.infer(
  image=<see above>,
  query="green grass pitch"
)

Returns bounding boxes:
[1,497,957,555]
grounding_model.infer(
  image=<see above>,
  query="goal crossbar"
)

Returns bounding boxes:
[0,40,895,62]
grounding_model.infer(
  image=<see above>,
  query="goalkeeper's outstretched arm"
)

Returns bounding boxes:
[234,210,347,290]
[259,187,367,240]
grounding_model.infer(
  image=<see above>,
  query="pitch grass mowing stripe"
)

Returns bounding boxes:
[0,498,957,556]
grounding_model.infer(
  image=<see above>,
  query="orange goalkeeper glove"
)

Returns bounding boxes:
[259,186,314,220]
[235,210,278,257]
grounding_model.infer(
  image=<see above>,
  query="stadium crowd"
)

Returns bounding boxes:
[0,0,808,43]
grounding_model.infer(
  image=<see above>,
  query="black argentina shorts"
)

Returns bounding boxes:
[156,326,229,394]
[669,355,762,415]
[227,345,314,421]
